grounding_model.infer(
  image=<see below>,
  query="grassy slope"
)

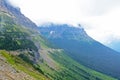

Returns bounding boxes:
[0,50,49,80]
[0,12,117,80]
[50,50,116,80]
[34,35,117,80]
[0,12,48,80]
[0,41,117,80]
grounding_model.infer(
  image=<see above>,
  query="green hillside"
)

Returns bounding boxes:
[39,25,120,79]
[0,6,117,80]
[0,12,37,51]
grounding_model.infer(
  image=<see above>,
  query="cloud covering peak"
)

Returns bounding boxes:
[8,0,120,44]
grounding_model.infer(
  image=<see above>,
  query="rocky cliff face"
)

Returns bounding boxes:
[0,0,38,30]
[39,23,93,42]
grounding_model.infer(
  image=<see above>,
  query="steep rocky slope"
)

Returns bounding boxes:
[0,0,38,30]
[0,51,37,80]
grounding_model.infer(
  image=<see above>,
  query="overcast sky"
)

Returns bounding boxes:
[8,0,120,45]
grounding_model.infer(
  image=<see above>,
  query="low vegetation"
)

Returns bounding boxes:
[0,11,117,80]
[0,50,48,80]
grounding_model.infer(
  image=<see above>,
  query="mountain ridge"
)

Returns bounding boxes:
[0,0,38,30]
[39,24,120,79]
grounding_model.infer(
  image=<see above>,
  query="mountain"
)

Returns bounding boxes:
[0,0,38,30]
[0,0,117,80]
[106,40,120,52]
[39,23,120,79]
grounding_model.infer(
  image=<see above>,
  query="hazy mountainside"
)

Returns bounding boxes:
[39,23,120,79]
[106,41,120,52]
[0,0,118,80]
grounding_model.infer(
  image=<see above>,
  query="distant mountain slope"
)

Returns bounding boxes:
[39,23,120,79]
[106,40,120,52]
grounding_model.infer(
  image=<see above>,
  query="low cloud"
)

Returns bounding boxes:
[8,0,120,44]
